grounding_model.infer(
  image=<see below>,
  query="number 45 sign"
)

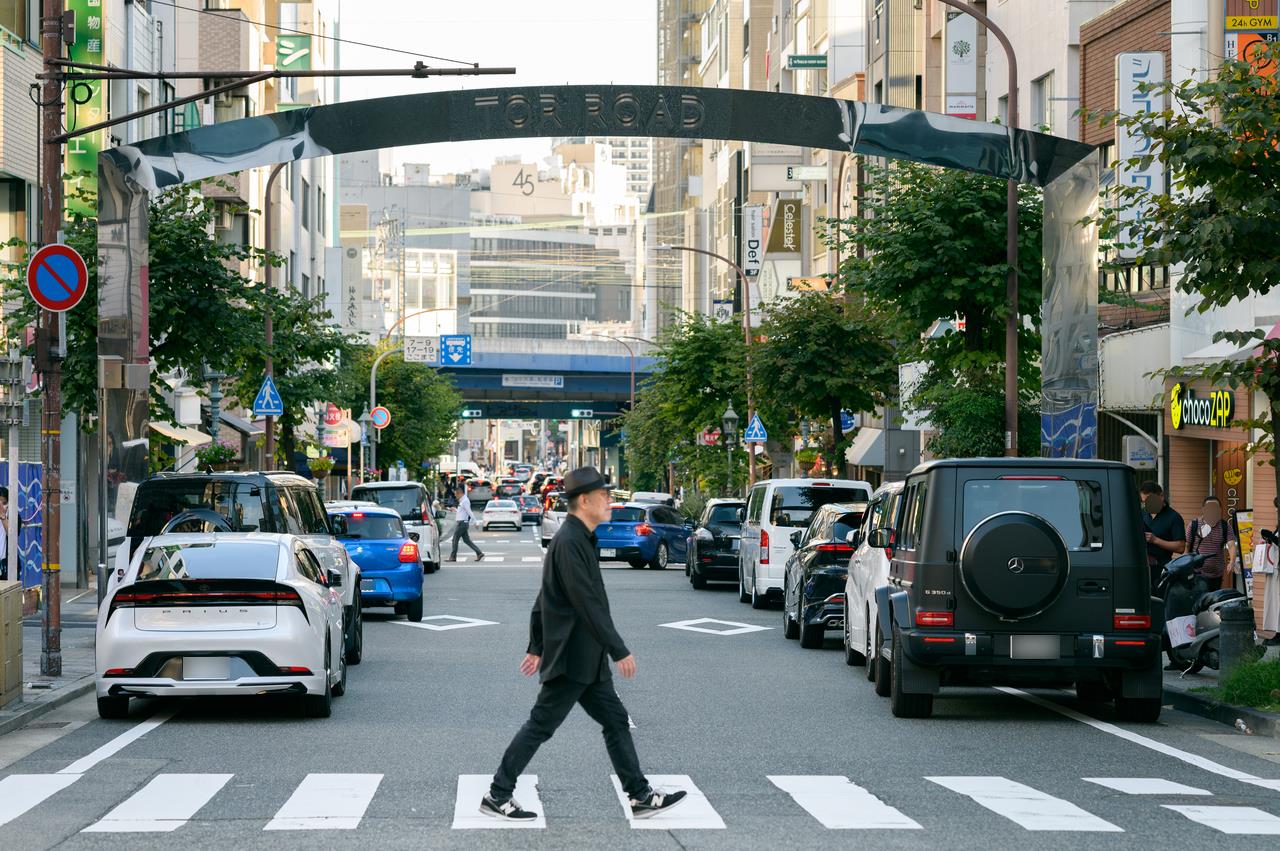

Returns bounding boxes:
[404,336,439,364]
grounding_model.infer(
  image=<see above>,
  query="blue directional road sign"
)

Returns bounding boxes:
[743,413,768,443]
[840,410,857,433]
[253,375,285,416]
[440,335,472,366]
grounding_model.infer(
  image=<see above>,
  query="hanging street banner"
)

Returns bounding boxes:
[65,0,107,216]
[741,204,764,278]
[945,11,979,119]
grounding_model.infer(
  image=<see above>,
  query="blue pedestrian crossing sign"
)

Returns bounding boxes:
[743,413,768,443]
[440,335,472,365]
[253,375,284,416]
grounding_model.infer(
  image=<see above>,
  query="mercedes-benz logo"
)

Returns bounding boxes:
[1007,558,1025,575]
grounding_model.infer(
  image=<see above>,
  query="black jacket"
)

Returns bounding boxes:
[527,514,630,683]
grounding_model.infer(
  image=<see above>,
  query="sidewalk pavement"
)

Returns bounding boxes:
[0,586,98,737]
[1163,652,1280,738]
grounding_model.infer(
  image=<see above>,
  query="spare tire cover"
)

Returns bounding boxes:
[959,511,1070,620]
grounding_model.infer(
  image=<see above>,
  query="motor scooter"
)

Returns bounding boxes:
[1156,552,1249,675]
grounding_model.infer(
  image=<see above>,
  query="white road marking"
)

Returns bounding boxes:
[522,556,542,563]
[926,776,1122,832]
[59,709,177,775]
[481,557,506,563]
[1084,777,1212,796]
[452,774,545,829]
[390,615,499,631]
[264,773,383,830]
[83,773,232,832]
[610,774,724,829]
[999,687,1280,792]
[1164,805,1280,834]
[0,774,80,827]
[768,775,922,830]
[659,618,771,636]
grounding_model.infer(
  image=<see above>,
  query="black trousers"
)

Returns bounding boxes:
[491,676,648,801]
[449,520,483,558]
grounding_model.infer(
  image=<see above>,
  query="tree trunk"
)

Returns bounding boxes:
[830,398,846,478]
[280,408,297,472]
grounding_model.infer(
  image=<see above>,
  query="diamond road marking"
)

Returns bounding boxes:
[659,618,772,636]
[391,615,500,631]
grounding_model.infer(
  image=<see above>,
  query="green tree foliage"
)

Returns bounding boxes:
[1090,45,1280,492]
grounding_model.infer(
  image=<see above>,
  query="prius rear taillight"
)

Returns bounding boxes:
[815,543,853,553]
[399,542,420,563]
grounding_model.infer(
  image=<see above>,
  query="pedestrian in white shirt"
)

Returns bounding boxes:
[448,486,485,562]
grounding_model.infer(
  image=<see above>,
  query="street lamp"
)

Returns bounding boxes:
[722,402,739,497]
[358,408,373,483]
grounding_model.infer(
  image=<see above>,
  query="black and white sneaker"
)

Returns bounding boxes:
[479,794,537,821]
[629,788,688,819]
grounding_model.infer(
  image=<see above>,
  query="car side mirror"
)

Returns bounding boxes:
[867,528,893,549]
[326,569,342,587]
[408,531,421,542]
[790,530,804,547]
[737,508,746,522]
[848,530,861,548]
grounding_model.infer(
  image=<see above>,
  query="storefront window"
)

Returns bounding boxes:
[0,178,28,266]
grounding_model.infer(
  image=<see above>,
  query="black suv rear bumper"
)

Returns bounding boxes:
[900,629,1160,670]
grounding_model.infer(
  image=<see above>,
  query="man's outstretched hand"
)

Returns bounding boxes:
[520,653,541,677]
[615,655,637,679]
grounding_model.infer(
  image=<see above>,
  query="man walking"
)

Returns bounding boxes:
[481,466,686,822]
[447,484,485,562]
[1141,482,1185,592]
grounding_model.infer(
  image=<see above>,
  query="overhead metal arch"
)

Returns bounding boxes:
[97,85,1100,506]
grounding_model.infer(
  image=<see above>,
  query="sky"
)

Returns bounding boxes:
[335,0,659,174]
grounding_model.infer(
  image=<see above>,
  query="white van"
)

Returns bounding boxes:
[739,477,873,609]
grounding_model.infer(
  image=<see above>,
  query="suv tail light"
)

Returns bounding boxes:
[1114,614,1151,630]
[635,523,654,536]
[760,529,770,564]
[915,610,954,627]
[422,507,430,523]
[824,593,845,606]
[399,542,420,563]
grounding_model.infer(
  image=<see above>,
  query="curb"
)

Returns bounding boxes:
[1164,686,1280,738]
[0,677,96,738]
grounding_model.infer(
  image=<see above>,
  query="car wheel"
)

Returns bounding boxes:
[406,595,424,622]
[738,564,750,603]
[890,624,933,718]
[798,606,824,649]
[750,568,768,610]
[1114,695,1162,723]
[690,565,707,590]
[1075,680,1111,703]
[844,617,865,667]
[303,643,334,718]
[423,560,438,574]
[331,646,348,697]
[344,595,363,666]
[97,695,130,719]
[541,538,551,549]
[782,585,799,640]
[872,620,891,696]
[648,542,669,570]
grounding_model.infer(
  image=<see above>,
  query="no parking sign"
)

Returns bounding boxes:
[27,244,89,312]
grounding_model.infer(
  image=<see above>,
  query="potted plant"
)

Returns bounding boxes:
[195,440,238,472]
[310,455,335,480]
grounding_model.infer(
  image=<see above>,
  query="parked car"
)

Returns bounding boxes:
[482,499,523,531]
[686,499,746,589]
[539,477,564,499]
[120,471,363,666]
[96,534,347,719]
[540,492,569,548]
[738,477,873,610]
[872,458,1162,721]
[782,502,866,648]
[329,507,424,622]
[595,503,693,570]
[349,481,443,574]
[631,491,676,506]
[843,481,905,688]
[512,463,534,482]
[516,494,544,524]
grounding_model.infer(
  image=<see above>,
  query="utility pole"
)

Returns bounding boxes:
[38,0,65,676]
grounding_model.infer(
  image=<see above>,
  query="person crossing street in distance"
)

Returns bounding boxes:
[481,466,687,822]
[447,484,485,562]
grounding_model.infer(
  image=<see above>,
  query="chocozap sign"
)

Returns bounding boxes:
[1169,382,1235,430]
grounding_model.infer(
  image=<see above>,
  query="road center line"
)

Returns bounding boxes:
[58,710,177,775]
[998,687,1280,791]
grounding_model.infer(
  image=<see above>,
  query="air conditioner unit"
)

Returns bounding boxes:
[213,90,235,108]
[216,206,234,230]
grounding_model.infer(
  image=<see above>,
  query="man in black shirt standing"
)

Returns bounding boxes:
[481,466,687,822]
[1141,481,1185,591]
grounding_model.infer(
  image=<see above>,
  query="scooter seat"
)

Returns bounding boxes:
[1194,588,1245,615]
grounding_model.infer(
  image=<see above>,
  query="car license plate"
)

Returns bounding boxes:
[360,579,375,591]
[730,539,740,551]
[1009,635,1060,660]
[600,548,617,558]
[183,656,230,680]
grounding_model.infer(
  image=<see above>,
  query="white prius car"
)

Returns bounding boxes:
[481,499,523,531]
[96,533,347,720]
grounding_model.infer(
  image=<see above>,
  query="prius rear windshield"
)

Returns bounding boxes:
[138,542,279,581]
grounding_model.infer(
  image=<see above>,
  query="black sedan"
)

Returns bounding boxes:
[782,501,866,648]
[686,499,747,589]
[516,494,544,524]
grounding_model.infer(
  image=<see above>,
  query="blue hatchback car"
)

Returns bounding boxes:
[328,507,425,622]
[595,503,692,570]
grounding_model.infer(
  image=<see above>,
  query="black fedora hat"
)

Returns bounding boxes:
[562,466,609,498]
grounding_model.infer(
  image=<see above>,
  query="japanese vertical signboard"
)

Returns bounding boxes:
[1115,52,1165,261]
[944,11,979,119]
[756,200,803,324]
[276,35,313,70]
[65,0,106,217]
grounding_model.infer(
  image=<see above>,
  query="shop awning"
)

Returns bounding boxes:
[220,410,265,436]
[844,427,884,467]
[149,422,212,447]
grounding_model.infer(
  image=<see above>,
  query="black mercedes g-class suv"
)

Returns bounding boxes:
[871,458,1162,721]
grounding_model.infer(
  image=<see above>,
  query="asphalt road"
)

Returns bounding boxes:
[4,520,1280,849]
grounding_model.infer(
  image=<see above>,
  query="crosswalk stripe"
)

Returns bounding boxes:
[83,773,232,833]
[1084,778,1212,796]
[522,556,542,562]
[610,774,724,829]
[1164,805,1280,834]
[452,774,545,829]
[264,773,383,830]
[0,774,80,828]
[768,775,921,830]
[927,776,1123,832]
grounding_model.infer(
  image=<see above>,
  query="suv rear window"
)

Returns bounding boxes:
[962,479,1104,550]
[769,486,869,528]
[351,486,421,519]
[128,480,268,538]
[138,541,279,581]
[550,495,568,513]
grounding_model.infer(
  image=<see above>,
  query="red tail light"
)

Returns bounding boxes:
[108,584,306,620]
[1114,614,1151,630]
[399,542,420,562]
[884,530,895,561]
[824,593,845,605]
[915,610,954,627]
[103,667,134,677]
[635,523,654,536]
[815,543,853,553]
[422,507,430,523]
[277,666,314,675]
[351,512,365,519]
[761,529,770,563]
